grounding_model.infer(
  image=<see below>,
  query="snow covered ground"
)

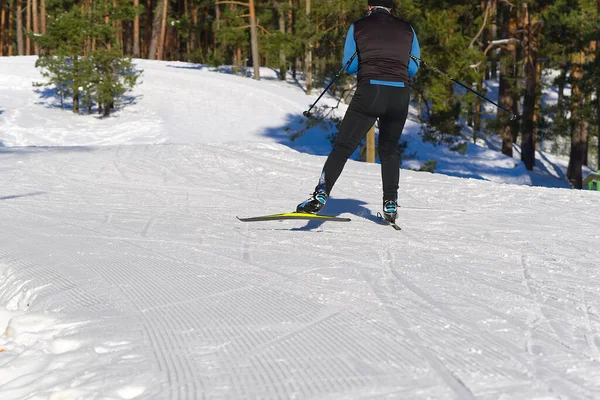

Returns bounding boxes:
[1,56,600,399]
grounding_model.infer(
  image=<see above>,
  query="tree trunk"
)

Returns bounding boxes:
[288,0,293,33]
[73,60,80,114]
[183,0,189,56]
[32,0,38,54]
[567,120,585,189]
[498,52,516,156]
[157,0,168,60]
[236,46,242,75]
[504,12,521,151]
[277,1,286,81]
[553,63,569,139]
[288,0,294,78]
[520,3,539,171]
[474,77,483,141]
[582,99,589,167]
[114,0,122,49]
[248,0,260,79]
[83,0,91,55]
[1,4,5,56]
[26,0,31,54]
[148,0,164,60]
[143,0,153,58]
[16,0,24,55]
[567,53,585,189]
[597,94,600,171]
[212,2,219,56]
[533,61,542,150]
[7,1,13,55]
[467,102,473,127]
[40,0,46,33]
[305,0,312,94]
[249,0,260,80]
[104,2,111,50]
[489,0,498,80]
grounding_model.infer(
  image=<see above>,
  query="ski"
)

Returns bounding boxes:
[387,221,402,231]
[237,212,351,223]
[377,212,402,230]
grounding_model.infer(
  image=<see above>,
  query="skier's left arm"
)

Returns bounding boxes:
[408,26,420,78]
[342,24,359,74]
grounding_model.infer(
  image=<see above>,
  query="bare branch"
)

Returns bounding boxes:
[470,38,521,68]
[233,24,271,35]
[498,0,516,8]
[487,38,521,48]
[215,1,249,7]
[257,25,271,35]
[469,0,492,48]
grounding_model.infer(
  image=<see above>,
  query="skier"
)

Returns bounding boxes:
[296,0,420,223]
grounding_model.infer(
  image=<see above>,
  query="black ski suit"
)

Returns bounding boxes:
[317,8,420,201]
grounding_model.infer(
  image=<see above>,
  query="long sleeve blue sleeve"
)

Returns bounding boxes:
[408,26,420,78]
[342,25,359,74]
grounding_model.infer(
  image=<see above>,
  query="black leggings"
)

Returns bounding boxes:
[320,84,410,200]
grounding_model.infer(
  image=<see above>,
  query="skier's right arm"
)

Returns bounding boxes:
[342,25,359,74]
[408,26,420,77]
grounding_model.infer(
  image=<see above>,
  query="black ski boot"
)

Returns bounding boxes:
[383,199,398,223]
[296,188,328,214]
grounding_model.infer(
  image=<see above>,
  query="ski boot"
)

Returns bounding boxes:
[296,187,328,214]
[382,199,398,223]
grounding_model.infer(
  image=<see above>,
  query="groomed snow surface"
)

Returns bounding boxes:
[1,57,600,399]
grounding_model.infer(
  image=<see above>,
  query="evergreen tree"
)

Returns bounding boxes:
[543,0,598,187]
[35,0,141,116]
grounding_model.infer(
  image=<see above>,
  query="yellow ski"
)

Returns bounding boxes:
[237,212,351,222]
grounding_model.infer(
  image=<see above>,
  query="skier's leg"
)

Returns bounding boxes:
[320,85,381,194]
[297,85,383,214]
[378,87,410,202]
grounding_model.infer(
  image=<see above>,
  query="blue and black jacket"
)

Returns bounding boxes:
[342,8,420,87]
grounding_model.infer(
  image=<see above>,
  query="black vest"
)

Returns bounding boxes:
[353,9,414,86]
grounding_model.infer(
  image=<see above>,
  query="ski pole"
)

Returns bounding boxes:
[303,51,358,118]
[410,54,520,121]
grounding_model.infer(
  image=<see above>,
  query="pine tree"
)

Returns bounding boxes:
[407,0,485,141]
[35,0,141,116]
[542,0,598,187]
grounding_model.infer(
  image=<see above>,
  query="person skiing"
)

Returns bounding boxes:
[296,0,420,223]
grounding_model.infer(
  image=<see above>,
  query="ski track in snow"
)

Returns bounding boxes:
[1,57,600,399]
[0,143,599,399]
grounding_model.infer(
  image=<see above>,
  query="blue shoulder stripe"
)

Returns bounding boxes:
[343,24,359,74]
[408,26,420,78]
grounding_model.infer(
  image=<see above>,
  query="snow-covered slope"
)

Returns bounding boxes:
[1,57,600,399]
[1,56,576,187]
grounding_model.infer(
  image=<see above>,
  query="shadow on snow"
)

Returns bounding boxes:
[0,192,47,201]
[290,198,380,231]
[0,146,95,155]
[164,65,571,190]
[246,198,379,231]
[257,111,572,190]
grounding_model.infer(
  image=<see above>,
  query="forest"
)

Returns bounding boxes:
[0,0,598,188]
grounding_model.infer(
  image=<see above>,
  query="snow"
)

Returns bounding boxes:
[1,56,600,399]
